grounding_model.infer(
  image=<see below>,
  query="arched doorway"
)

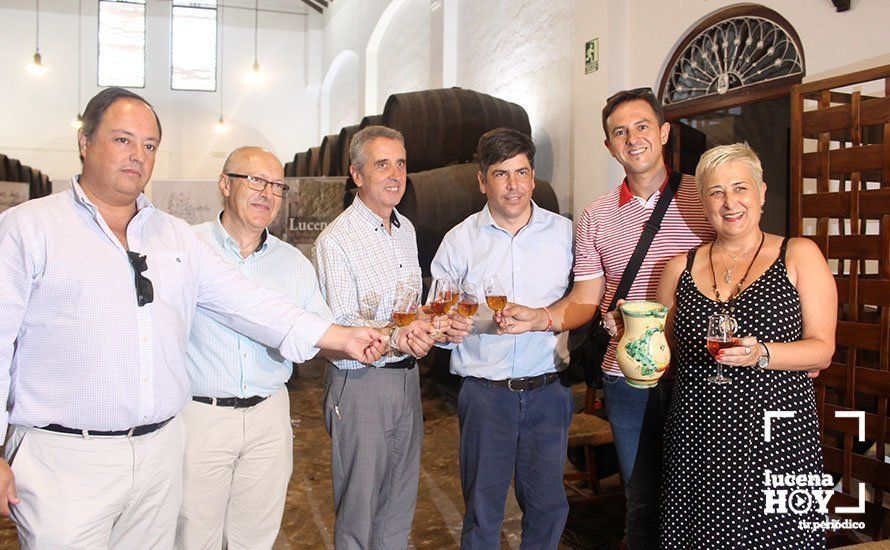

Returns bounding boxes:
[658,3,805,235]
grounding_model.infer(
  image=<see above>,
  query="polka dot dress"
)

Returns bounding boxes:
[661,239,826,549]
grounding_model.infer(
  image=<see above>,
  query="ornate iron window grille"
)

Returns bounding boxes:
[663,16,803,106]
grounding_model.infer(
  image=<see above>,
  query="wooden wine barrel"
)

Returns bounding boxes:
[337,124,360,174]
[382,88,531,173]
[284,161,295,177]
[306,146,321,177]
[294,152,309,177]
[8,159,24,183]
[319,134,340,177]
[23,166,36,198]
[359,114,383,129]
[40,173,51,197]
[398,162,559,276]
[0,154,7,181]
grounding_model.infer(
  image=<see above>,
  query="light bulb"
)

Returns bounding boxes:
[246,61,264,85]
[214,116,229,133]
[26,51,49,76]
[70,113,83,129]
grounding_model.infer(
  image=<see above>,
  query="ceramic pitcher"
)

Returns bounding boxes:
[616,300,670,388]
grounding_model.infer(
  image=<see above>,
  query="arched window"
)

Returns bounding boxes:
[658,5,805,116]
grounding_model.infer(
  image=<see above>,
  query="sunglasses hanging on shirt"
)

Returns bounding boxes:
[126,251,154,307]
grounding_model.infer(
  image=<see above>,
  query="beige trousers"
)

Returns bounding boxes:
[5,416,185,549]
[176,387,293,550]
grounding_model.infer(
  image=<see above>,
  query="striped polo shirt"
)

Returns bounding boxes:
[574,171,715,376]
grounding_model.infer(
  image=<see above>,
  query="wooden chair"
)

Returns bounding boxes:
[564,385,615,502]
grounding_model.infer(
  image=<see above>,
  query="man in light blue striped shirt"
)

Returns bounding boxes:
[177,147,332,549]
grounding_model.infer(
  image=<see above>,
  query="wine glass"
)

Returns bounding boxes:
[706,313,737,385]
[428,278,449,317]
[439,277,459,314]
[391,285,419,328]
[483,275,507,312]
[457,282,479,319]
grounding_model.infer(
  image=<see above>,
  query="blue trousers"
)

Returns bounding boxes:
[602,373,674,549]
[458,376,573,550]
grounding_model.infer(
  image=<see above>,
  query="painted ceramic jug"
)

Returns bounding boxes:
[616,301,670,388]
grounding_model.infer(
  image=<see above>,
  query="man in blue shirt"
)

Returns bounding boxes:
[176,146,332,549]
[433,128,574,549]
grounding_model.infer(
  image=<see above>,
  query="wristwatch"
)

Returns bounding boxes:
[755,342,770,371]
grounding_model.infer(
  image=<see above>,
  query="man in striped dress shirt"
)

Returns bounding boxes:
[499,88,713,548]
[175,147,333,548]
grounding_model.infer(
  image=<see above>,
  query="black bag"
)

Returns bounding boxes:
[570,171,682,388]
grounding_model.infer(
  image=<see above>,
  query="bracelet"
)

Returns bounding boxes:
[542,306,553,332]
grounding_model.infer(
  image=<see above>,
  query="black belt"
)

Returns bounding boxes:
[379,357,416,370]
[485,372,561,392]
[193,395,269,408]
[39,417,173,437]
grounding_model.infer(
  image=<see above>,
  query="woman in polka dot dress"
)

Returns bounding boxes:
[654,144,837,548]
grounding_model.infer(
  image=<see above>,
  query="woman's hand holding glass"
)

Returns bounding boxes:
[713,335,762,367]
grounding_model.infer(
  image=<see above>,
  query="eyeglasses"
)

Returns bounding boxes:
[126,251,154,307]
[606,87,655,104]
[225,173,290,197]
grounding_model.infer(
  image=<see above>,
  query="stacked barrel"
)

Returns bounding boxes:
[287,88,533,178]
[0,153,52,199]
[285,87,558,275]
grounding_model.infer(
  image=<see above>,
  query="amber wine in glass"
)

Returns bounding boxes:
[483,275,507,312]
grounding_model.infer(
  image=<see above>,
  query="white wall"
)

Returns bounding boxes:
[366,0,432,114]
[572,0,890,221]
[320,50,361,136]
[322,0,393,116]
[0,0,320,181]
[457,0,574,214]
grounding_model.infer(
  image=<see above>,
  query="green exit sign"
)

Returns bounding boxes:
[585,38,599,74]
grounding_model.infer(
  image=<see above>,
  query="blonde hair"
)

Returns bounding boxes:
[695,142,764,198]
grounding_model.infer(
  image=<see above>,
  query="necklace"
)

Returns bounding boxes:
[708,231,765,314]
[714,239,757,284]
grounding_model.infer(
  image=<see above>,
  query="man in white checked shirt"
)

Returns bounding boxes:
[0,88,385,549]
[175,146,333,548]
[313,126,441,549]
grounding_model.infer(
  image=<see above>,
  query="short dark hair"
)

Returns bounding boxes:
[476,127,535,176]
[79,87,162,161]
[601,87,665,140]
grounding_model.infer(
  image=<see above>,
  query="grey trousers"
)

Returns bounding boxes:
[323,364,423,550]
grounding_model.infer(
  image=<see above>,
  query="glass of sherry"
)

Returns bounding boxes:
[457,282,479,319]
[483,275,507,313]
[706,313,737,385]
[391,285,419,328]
[441,277,459,314]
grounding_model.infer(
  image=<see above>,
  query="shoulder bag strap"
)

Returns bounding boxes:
[606,170,682,311]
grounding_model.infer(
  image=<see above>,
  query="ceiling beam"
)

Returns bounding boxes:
[302,0,324,14]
